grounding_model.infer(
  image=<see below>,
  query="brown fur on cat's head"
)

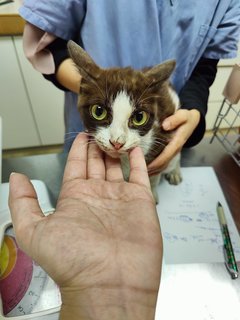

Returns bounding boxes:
[67,40,178,162]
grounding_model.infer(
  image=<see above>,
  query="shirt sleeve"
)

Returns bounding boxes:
[19,0,86,40]
[20,0,85,74]
[203,0,240,59]
[179,58,219,148]
[22,23,56,74]
[43,38,70,91]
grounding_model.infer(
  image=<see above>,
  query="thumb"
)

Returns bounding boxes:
[8,173,44,252]
[162,110,187,131]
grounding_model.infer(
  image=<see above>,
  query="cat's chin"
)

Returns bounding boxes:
[106,148,135,159]
[106,151,122,159]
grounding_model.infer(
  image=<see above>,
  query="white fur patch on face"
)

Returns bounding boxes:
[110,91,133,143]
[168,87,180,110]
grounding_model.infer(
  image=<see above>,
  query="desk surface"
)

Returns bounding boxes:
[181,138,240,232]
[2,137,240,231]
[2,137,240,320]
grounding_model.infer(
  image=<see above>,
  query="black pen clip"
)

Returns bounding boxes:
[223,246,239,280]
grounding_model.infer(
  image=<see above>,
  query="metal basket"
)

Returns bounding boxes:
[210,64,240,167]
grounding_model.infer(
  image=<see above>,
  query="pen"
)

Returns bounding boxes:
[0,0,13,6]
[217,201,239,279]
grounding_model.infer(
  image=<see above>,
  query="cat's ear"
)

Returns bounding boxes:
[67,40,102,81]
[143,60,176,86]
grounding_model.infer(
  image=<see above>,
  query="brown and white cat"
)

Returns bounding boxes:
[67,40,182,203]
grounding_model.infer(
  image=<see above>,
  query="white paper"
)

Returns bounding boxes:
[156,261,240,320]
[157,167,240,264]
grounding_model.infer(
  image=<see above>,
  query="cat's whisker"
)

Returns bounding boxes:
[105,74,110,102]
[64,131,97,145]
[154,136,170,143]
[153,141,168,147]
[147,145,166,159]
[64,131,95,138]
[154,138,169,145]
[151,142,167,149]
[71,139,98,150]
[150,138,169,148]
[64,135,77,141]
[156,133,171,140]
[64,131,82,143]
[64,131,80,135]
[64,136,78,143]
[64,136,95,144]
[91,81,105,99]
[64,141,96,154]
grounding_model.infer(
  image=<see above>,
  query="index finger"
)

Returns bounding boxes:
[129,147,151,189]
[162,109,188,131]
[105,154,124,182]
[62,133,88,183]
[148,143,177,171]
[148,134,183,172]
[87,141,105,180]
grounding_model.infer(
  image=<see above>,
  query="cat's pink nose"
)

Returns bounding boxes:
[109,140,125,150]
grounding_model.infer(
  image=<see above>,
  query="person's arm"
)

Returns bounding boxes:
[148,58,218,174]
[55,58,81,93]
[9,133,162,320]
[43,38,82,93]
[179,57,219,147]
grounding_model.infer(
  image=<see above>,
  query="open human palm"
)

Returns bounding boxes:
[9,133,162,320]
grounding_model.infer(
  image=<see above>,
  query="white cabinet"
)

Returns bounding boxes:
[0,36,64,150]
[14,37,65,146]
[0,37,40,149]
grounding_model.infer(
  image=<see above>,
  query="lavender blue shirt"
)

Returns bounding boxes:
[19,0,240,149]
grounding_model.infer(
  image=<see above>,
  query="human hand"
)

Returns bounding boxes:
[56,58,82,93]
[148,109,200,175]
[9,133,162,320]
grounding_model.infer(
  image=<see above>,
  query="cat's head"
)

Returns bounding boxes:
[68,40,179,162]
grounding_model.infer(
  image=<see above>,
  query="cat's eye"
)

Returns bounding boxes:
[90,105,107,121]
[132,111,149,126]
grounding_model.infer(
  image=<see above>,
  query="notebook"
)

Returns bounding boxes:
[155,167,240,320]
[156,167,240,264]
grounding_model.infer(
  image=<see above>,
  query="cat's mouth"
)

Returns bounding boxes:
[94,139,134,158]
[99,145,131,158]
[105,149,128,158]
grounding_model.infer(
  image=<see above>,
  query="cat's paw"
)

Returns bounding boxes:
[164,168,182,185]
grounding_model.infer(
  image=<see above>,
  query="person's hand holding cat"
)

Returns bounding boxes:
[148,108,200,175]
[8,133,162,320]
